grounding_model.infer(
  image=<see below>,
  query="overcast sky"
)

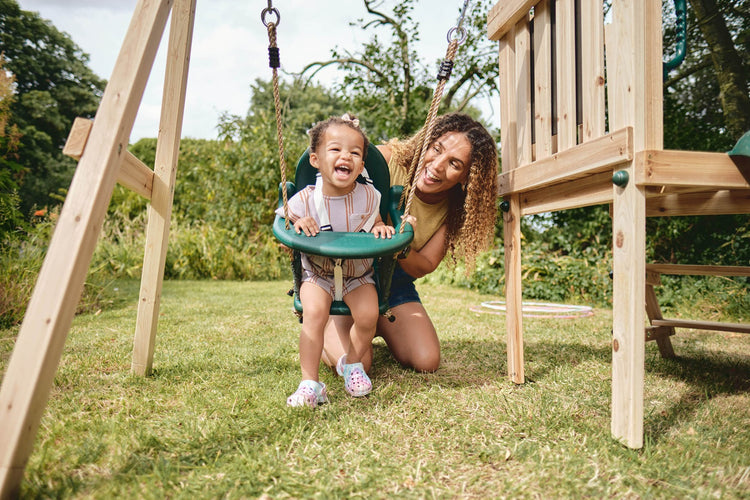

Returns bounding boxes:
[18,0,499,143]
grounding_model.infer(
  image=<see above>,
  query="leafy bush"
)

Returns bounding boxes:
[0,211,113,328]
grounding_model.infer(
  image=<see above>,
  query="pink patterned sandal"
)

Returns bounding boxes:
[341,362,372,397]
[287,380,328,408]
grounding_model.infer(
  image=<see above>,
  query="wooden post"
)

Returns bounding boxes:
[608,0,663,448]
[0,1,173,497]
[131,0,197,376]
[499,22,526,384]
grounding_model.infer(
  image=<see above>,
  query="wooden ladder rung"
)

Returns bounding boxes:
[646,264,750,277]
[651,318,750,334]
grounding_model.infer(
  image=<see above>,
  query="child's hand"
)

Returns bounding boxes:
[372,223,395,239]
[293,217,320,237]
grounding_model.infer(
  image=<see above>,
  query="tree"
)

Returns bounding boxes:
[300,0,499,140]
[663,0,750,149]
[0,0,105,215]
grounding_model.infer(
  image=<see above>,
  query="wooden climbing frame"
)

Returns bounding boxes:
[488,0,750,448]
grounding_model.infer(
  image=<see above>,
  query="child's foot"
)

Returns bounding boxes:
[341,362,372,397]
[335,354,347,376]
[287,380,328,408]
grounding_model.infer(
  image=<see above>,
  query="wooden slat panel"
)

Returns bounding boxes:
[555,0,577,151]
[636,150,750,189]
[580,0,605,141]
[533,0,553,159]
[488,0,539,40]
[499,127,632,196]
[652,318,750,334]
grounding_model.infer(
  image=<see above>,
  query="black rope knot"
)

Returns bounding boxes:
[437,60,454,81]
[268,46,280,68]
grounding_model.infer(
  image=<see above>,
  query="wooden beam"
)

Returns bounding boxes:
[0,0,172,496]
[499,127,632,197]
[520,170,613,215]
[652,318,750,334]
[646,189,750,216]
[504,194,525,384]
[132,0,196,376]
[636,150,750,189]
[63,117,154,200]
[488,0,537,41]
[645,264,750,277]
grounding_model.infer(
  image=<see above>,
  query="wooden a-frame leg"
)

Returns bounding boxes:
[611,167,646,449]
[0,1,173,497]
[644,275,676,358]
[131,0,197,376]
[504,194,525,384]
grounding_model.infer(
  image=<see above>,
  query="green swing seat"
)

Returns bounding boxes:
[273,144,414,316]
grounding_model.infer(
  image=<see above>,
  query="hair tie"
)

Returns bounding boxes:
[341,113,360,128]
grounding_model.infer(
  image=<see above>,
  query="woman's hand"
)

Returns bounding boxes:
[293,216,320,237]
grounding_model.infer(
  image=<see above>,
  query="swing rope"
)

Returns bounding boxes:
[400,0,470,228]
[262,1,290,229]
[264,0,471,233]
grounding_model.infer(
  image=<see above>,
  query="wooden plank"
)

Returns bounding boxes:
[555,0,576,151]
[649,187,750,212]
[515,18,533,166]
[533,0,553,159]
[504,194,525,384]
[652,318,750,334]
[520,170,613,215]
[63,117,154,199]
[498,127,632,196]
[499,28,518,173]
[488,0,538,41]
[62,117,92,158]
[0,1,172,496]
[118,152,155,199]
[645,264,750,277]
[580,0,606,141]
[132,0,196,376]
[636,150,750,190]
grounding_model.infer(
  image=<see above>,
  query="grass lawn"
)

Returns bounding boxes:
[1,280,749,498]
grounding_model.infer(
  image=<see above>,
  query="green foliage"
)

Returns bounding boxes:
[0,212,112,328]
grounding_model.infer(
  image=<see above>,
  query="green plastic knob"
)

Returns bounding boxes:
[612,170,629,187]
[500,200,511,212]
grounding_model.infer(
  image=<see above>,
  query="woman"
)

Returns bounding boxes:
[322,113,499,373]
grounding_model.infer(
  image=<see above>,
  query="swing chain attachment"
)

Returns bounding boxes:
[261,0,280,27]
[446,0,471,44]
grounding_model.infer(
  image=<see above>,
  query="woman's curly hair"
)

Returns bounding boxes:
[389,113,499,271]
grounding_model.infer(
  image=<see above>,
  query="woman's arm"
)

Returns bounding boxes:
[397,224,448,279]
